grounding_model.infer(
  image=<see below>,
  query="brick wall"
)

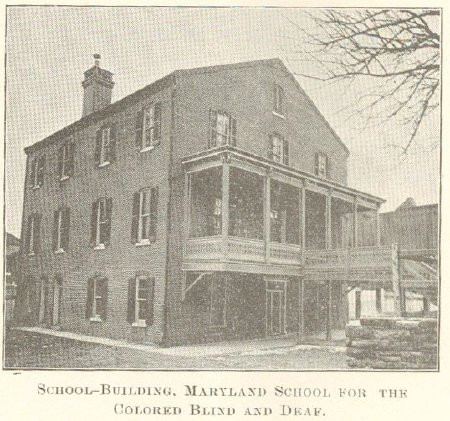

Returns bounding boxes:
[346,317,438,369]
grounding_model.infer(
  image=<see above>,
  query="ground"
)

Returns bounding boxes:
[4,328,347,370]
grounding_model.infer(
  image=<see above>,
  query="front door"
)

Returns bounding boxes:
[266,280,286,336]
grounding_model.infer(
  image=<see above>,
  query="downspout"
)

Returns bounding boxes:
[161,74,176,346]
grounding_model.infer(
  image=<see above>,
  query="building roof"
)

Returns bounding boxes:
[24,58,349,155]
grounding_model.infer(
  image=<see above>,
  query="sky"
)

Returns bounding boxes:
[5,6,440,237]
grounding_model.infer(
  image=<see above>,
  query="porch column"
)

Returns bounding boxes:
[326,190,332,250]
[222,160,230,261]
[297,278,305,344]
[375,205,381,246]
[183,173,191,246]
[353,197,358,248]
[264,173,271,263]
[391,243,402,316]
[326,280,332,341]
[300,183,306,252]
[342,281,349,325]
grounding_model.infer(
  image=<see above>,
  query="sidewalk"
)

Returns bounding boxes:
[13,326,345,357]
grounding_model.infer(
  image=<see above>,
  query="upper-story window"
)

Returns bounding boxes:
[131,187,159,245]
[52,207,71,253]
[25,213,42,256]
[94,124,116,167]
[268,134,289,165]
[30,156,45,189]
[315,152,329,178]
[136,103,161,152]
[127,276,155,327]
[209,109,237,148]
[273,84,284,116]
[58,142,75,180]
[90,198,113,249]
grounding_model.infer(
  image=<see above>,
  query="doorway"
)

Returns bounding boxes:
[266,280,286,336]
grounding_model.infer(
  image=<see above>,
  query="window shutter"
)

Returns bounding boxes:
[90,201,98,247]
[149,187,159,242]
[52,210,59,251]
[230,117,237,146]
[326,156,330,179]
[268,135,274,160]
[135,109,144,148]
[57,147,64,179]
[104,198,113,246]
[283,138,289,166]
[85,278,94,319]
[127,278,136,324]
[37,156,45,186]
[314,153,319,176]
[131,192,140,244]
[109,124,117,163]
[67,142,75,176]
[154,104,161,144]
[30,158,37,187]
[33,214,42,253]
[146,278,155,325]
[94,129,102,166]
[62,207,71,251]
[25,216,32,254]
[209,109,217,148]
[97,278,108,321]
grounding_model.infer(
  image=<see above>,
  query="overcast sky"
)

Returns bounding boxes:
[5,6,440,237]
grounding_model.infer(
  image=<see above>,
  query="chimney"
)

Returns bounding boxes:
[81,54,114,117]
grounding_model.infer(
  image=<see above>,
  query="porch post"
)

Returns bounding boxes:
[375,205,381,247]
[297,277,305,344]
[264,173,271,263]
[301,183,306,253]
[326,190,332,250]
[222,159,230,261]
[391,243,402,316]
[326,280,332,341]
[342,281,349,326]
[183,173,191,250]
[353,197,358,248]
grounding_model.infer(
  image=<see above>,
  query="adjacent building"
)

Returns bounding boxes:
[15,57,389,345]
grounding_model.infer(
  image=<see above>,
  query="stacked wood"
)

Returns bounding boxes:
[346,318,437,369]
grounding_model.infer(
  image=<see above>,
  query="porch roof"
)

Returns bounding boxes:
[182,146,385,206]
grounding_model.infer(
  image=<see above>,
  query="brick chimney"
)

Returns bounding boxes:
[81,54,114,117]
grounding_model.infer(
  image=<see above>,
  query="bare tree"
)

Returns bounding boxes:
[287,9,440,154]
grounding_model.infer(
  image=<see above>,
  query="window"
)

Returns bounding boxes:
[268,134,289,165]
[30,156,45,189]
[210,278,226,327]
[131,187,159,245]
[86,277,108,321]
[273,84,284,116]
[135,104,161,151]
[315,152,328,178]
[127,276,155,326]
[94,125,116,167]
[25,213,41,255]
[58,142,74,180]
[52,207,70,253]
[209,109,237,148]
[208,197,222,236]
[90,198,113,248]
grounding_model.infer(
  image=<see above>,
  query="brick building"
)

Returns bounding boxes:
[15,57,387,345]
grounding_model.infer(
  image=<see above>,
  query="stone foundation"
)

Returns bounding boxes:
[346,317,438,370]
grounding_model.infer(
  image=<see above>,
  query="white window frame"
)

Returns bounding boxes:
[210,278,227,328]
[272,134,284,163]
[141,104,159,151]
[31,158,41,189]
[60,143,71,180]
[90,278,104,322]
[55,209,64,254]
[136,189,151,245]
[273,84,284,117]
[27,215,36,256]
[99,126,111,167]
[94,199,107,249]
[216,111,231,146]
[132,276,149,327]
[317,153,327,178]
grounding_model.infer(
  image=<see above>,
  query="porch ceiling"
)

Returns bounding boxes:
[182,146,385,207]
